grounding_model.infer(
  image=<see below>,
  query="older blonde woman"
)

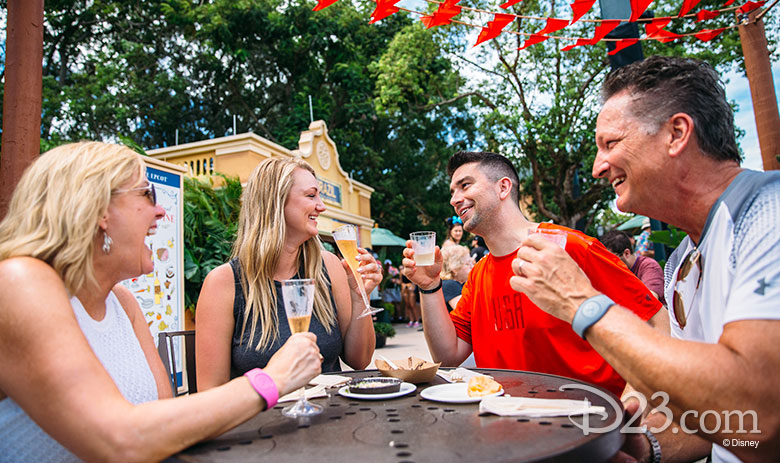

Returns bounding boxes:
[196,157,380,389]
[0,142,322,462]
[440,245,474,311]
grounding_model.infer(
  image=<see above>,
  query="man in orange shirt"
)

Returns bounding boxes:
[402,151,669,396]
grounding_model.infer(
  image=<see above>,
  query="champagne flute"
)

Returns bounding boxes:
[281,278,323,418]
[332,224,384,319]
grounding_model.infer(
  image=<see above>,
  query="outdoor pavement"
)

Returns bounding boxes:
[341,322,433,371]
[372,322,434,364]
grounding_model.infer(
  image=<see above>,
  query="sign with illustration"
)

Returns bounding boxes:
[119,159,186,380]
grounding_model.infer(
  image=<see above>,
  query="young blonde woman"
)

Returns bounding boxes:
[0,142,322,462]
[196,157,380,389]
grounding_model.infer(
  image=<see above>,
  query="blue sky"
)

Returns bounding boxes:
[725,62,780,172]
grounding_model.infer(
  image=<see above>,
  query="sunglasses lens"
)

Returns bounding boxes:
[150,184,157,205]
[673,291,687,328]
[672,248,702,329]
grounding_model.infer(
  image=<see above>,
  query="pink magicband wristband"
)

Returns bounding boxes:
[244,368,279,409]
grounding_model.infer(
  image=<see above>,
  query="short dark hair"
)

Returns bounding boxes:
[447,151,520,204]
[601,55,740,164]
[599,230,633,255]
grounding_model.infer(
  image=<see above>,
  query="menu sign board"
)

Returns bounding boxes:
[120,159,186,341]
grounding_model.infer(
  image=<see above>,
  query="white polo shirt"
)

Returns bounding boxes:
[665,169,780,463]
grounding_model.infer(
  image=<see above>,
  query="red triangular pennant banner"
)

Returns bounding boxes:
[570,0,597,25]
[313,0,339,11]
[534,17,570,36]
[561,38,591,51]
[645,17,672,36]
[591,19,621,43]
[500,0,524,8]
[474,13,515,47]
[629,0,654,22]
[421,0,462,28]
[723,0,736,6]
[677,0,702,16]
[608,38,639,55]
[369,0,401,23]
[695,27,726,41]
[518,34,549,50]
[695,9,721,21]
[737,1,766,14]
[652,29,682,42]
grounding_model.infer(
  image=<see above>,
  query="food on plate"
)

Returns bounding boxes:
[348,377,402,395]
[376,356,440,384]
[467,376,502,397]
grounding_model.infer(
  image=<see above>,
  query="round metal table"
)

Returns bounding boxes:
[168,369,624,463]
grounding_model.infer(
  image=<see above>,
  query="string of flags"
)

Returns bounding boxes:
[311,0,770,51]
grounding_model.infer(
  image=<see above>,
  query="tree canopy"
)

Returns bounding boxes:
[1,0,774,236]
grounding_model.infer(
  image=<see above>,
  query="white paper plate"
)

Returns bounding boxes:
[338,382,417,400]
[420,383,504,404]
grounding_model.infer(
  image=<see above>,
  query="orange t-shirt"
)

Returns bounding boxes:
[450,223,661,396]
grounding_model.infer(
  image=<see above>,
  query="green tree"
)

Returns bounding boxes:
[28,0,478,239]
[373,0,774,229]
[182,175,242,311]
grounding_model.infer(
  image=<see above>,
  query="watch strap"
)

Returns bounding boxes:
[571,294,615,339]
[244,368,279,410]
[419,279,443,294]
[642,426,662,463]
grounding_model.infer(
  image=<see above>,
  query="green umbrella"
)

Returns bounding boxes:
[371,228,407,247]
[616,215,647,232]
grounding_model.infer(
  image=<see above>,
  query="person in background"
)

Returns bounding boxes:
[440,245,474,312]
[381,259,404,323]
[510,56,780,462]
[634,218,655,258]
[0,142,322,462]
[400,266,421,328]
[196,157,381,389]
[469,235,489,263]
[403,151,667,397]
[600,229,665,305]
[441,216,465,248]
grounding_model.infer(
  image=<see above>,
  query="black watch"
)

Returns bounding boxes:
[418,280,442,294]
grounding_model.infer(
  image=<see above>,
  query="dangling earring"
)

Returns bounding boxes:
[102,231,113,254]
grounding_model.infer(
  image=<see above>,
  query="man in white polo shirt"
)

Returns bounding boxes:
[510,56,780,463]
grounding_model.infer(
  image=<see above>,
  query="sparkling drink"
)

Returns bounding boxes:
[288,315,311,334]
[280,279,322,417]
[335,239,360,273]
[332,224,383,319]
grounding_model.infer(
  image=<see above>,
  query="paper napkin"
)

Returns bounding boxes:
[309,374,351,388]
[436,368,493,383]
[479,396,607,418]
[278,385,328,403]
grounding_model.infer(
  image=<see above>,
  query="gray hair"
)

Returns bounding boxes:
[601,56,740,164]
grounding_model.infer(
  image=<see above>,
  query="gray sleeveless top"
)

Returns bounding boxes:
[229,258,343,377]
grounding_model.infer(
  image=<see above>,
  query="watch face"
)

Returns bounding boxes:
[582,302,600,317]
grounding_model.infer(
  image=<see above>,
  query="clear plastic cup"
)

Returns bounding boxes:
[410,231,436,266]
[527,227,567,249]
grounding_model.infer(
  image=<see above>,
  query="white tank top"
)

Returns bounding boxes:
[0,291,158,462]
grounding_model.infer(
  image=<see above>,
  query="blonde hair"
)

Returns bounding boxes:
[440,245,470,280]
[232,156,336,350]
[0,142,145,294]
